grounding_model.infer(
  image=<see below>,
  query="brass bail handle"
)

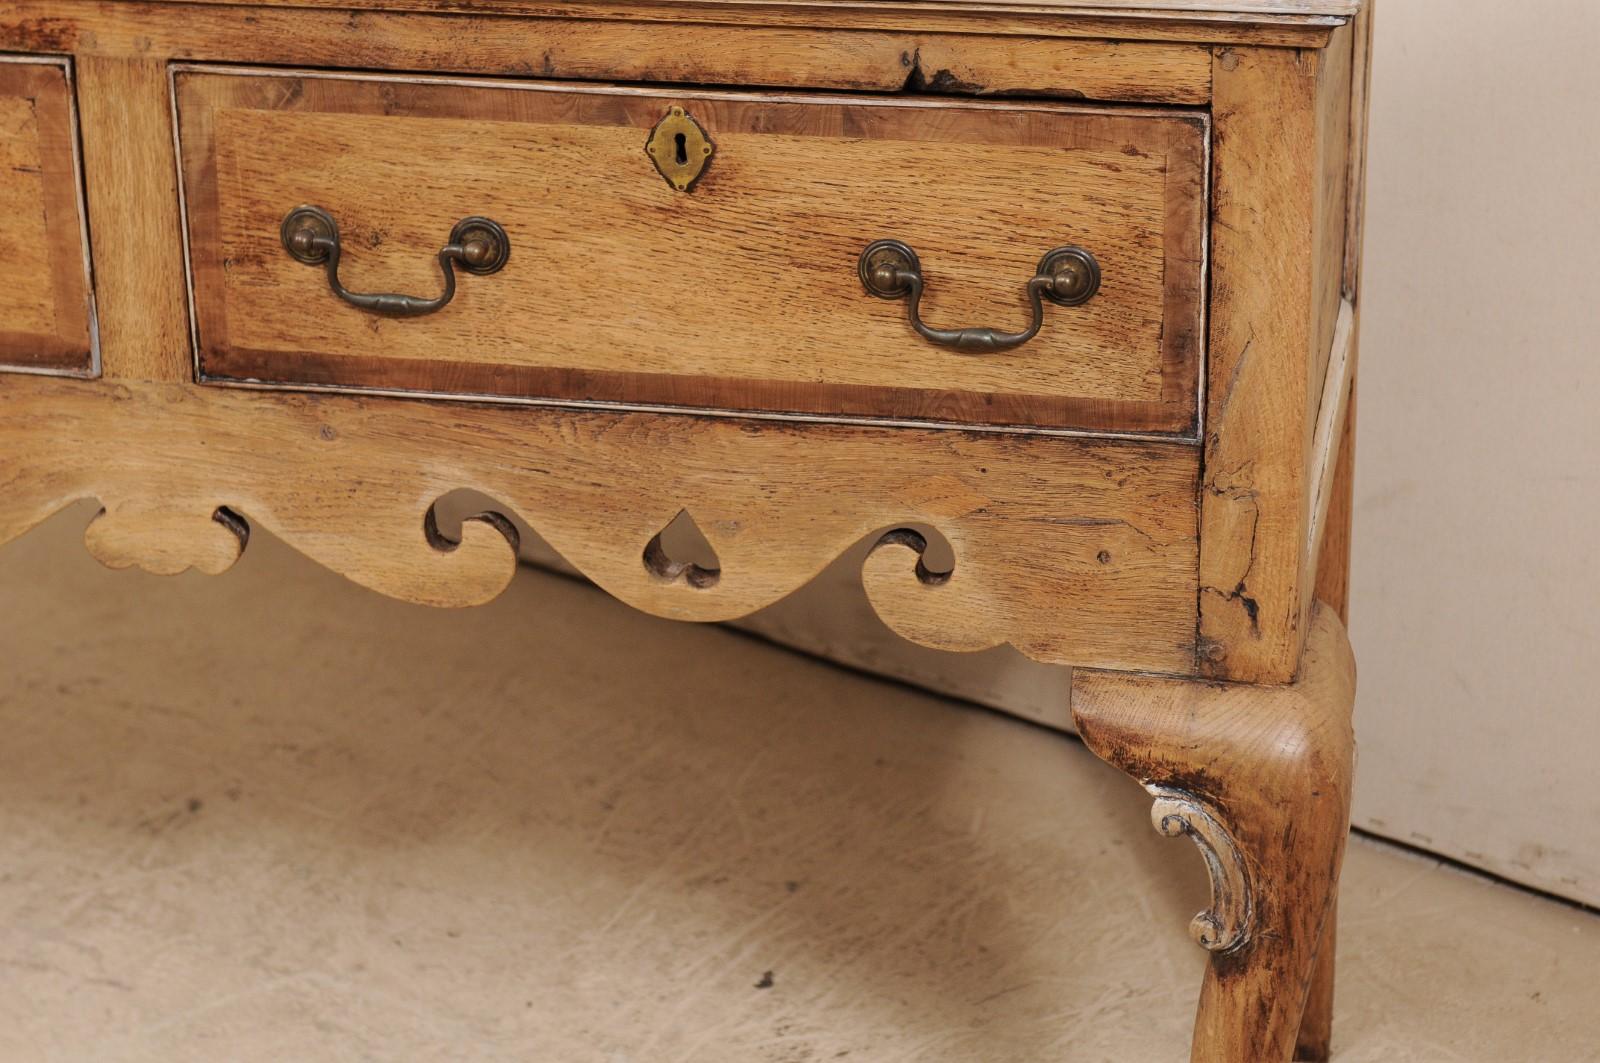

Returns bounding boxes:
[280,205,510,318]
[858,240,1101,353]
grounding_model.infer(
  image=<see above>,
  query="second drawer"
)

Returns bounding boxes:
[174,67,1207,435]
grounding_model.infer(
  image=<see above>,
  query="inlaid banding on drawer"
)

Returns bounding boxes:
[0,56,95,375]
[174,67,1207,436]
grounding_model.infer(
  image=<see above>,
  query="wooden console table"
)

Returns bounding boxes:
[0,2,1372,1058]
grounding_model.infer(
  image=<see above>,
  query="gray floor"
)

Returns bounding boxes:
[2,507,1597,1061]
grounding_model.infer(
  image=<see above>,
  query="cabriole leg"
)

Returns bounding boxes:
[1293,901,1338,1061]
[1072,604,1356,1063]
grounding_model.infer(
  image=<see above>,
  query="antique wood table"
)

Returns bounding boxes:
[0,1,1372,1058]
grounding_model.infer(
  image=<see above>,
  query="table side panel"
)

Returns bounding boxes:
[1198,25,1366,684]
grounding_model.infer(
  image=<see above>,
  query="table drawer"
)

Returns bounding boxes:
[0,56,94,375]
[175,67,1206,436]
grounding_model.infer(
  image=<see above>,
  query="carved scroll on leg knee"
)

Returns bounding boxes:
[1072,604,1356,1063]
[1147,786,1253,954]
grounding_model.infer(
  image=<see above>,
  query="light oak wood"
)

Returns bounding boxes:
[1304,298,1354,623]
[1340,0,1373,301]
[1074,602,1356,1063]
[0,375,1203,672]
[1310,21,1352,405]
[0,3,1215,105]
[0,57,93,374]
[0,0,1374,1054]
[177,69,1207,435]
[1197,33,1357,684]
[1296,13,1369,1050]
[121,0,1355,47]
[1313,0,1371,630]
[1196,45,1315,681]
[74,56,192,382]
[1298,332,1355,1063]
[152,0,1361,12]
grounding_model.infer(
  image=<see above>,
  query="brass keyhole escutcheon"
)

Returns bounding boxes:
[645,106,715,192]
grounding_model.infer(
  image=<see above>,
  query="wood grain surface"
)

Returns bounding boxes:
[0,375,1203,672]
[1074,602,1357,1062]
[1309,20,1352,417]
[0,2,1376,1055]
[1197,31,1360,684]
[177,70,1206,436]
[58,0,1354,47]
[1304,299,1354,637]
[0,3,1215,105]
[1297,16,1369,1043]
[75,56,193,381]
[146,0,1359,12]
[0,58,93,374]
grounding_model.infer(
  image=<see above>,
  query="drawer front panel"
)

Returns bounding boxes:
[0,57,94,374]
[176,68,1206,435]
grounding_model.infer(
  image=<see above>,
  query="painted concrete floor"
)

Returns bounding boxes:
[2,508,1597,1062]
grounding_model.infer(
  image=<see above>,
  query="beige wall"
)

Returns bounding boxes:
[1347,0,1600,904]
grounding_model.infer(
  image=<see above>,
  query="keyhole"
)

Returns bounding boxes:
[674,132,688,166]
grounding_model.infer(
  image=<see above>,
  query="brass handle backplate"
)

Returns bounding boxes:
[858,240,1101,353]
[281,205,510,318]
